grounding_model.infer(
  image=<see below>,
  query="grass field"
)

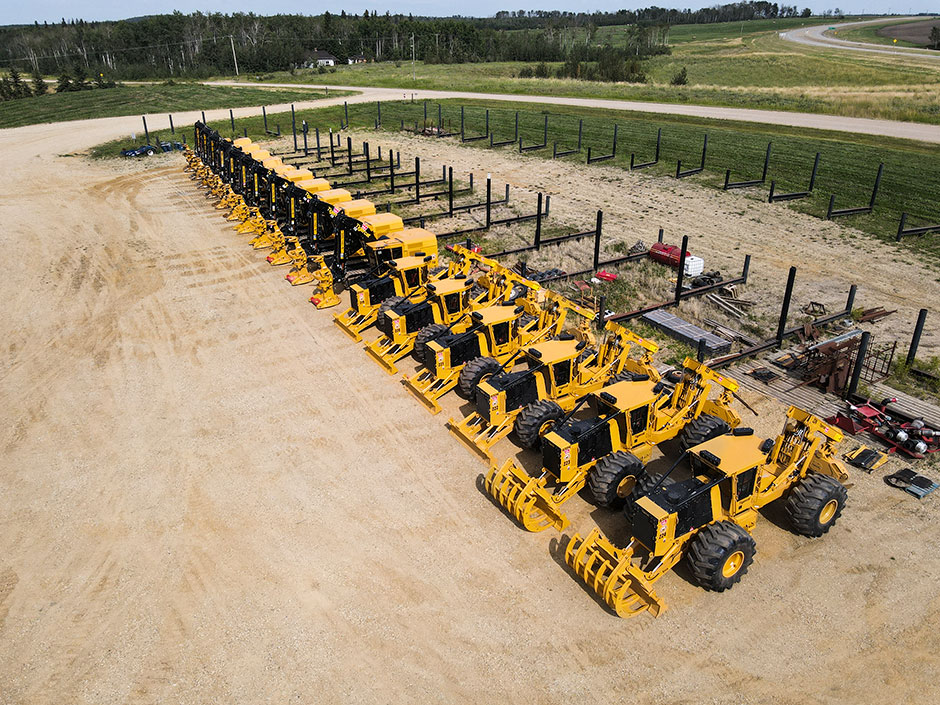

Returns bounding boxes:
[0,83,347,129]
[172,97,940,263]
[224,17,940,124]
[836,17,940,48]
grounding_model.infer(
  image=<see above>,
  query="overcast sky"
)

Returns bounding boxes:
[1,2,936,27]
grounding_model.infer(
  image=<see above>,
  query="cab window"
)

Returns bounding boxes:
[445,293,462,314]
[405,268,420,288]
[630,405,648,435]
[553,360,572,387]
[492,322,510,346]
[736,467,758,500]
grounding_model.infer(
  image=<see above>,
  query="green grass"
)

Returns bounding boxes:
[225,21,940,125]
[0,82,349,129]
[163,97,940,263]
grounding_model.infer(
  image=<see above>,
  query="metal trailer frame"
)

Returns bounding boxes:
[607,235,752,322]
[262,106,281,136]
[827,163,883,219]
[394,176,512,226]
[676,134,708,178]
[587,125,618,164]
[707,272,857,370]
[490,112,519,147]
[768,152,820,202]
[723,142,772,190]
[630,127,661,170]
[553,119,583,158]
[461,107,490,143]
[519,115,549,153]
[895,212,940,241]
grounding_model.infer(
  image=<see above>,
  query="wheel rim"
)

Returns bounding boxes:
[616,475,637,499]
[722,550,745,578]
[819,499,838,525]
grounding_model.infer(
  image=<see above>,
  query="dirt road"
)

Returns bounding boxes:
[1,117,939,704]
[782,16,940,60]
[204,81,940,145]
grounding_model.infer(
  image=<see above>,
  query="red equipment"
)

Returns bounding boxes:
[827,398,940,459]
[649,242,692,268]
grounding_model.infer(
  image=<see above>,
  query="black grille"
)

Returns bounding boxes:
[632,507,658,550]
[403,303,434,334]
[423,345,438,371]
[543,441,562,478]
[475,387,491,423]
[378,312,393,337]
[503,372,539,412]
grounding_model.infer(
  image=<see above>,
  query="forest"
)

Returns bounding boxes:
[0,3,827,81]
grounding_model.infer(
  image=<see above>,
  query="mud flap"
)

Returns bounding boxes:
[565,529,667,619]
[484,459,570,532]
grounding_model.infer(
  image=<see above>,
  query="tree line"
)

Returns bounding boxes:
[0,3,829,82]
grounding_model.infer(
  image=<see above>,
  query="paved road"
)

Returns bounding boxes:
[202,81,940,145]
[781,16,940,60]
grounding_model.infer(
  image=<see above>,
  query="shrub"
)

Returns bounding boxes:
[671,67,688,86]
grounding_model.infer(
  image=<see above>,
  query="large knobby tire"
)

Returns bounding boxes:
[457,356,501,398]
[687,521,756,592]
[586,451,645,509]
[623,469,662,524]
[784,472,848,537]
[678,414,732,454]
[514,400,565,449]
[376,296,405,329]
[608,369,649,385]
[413,323,449,362]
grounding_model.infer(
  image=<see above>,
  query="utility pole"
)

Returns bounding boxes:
[411,33,415,82]
[230,35,239,76]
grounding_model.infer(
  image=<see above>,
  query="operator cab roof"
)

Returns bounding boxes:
[390,254,435,270]
[690,434,767,476]
[471,305,521,325]
[594,378,659,409]
[427,278,472,296]
[526,339,582,363]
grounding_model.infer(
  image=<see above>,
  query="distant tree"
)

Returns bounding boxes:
[534,61,550,78]
[8,66,31,98]
[801,8,812,17]
[670,66,688,85]
[930,26,940,50]
[32,70,48,95]
[72,65,91,90]
[56,73,73,92]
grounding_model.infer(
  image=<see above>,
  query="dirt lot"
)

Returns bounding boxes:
[1,116,939,705]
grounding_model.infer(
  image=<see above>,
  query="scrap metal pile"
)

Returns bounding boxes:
[185,122,856,620]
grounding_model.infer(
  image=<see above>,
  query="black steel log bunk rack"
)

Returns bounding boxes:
[768,152,820,202]
[606,235,751,322]
[723,142,772,190]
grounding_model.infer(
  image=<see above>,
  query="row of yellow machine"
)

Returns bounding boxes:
[184,123,852,619]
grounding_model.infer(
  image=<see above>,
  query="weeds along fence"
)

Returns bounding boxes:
[202,98,940,259]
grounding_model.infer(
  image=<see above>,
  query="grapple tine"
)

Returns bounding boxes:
[564,530,667,619]
[483,460,569,533]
